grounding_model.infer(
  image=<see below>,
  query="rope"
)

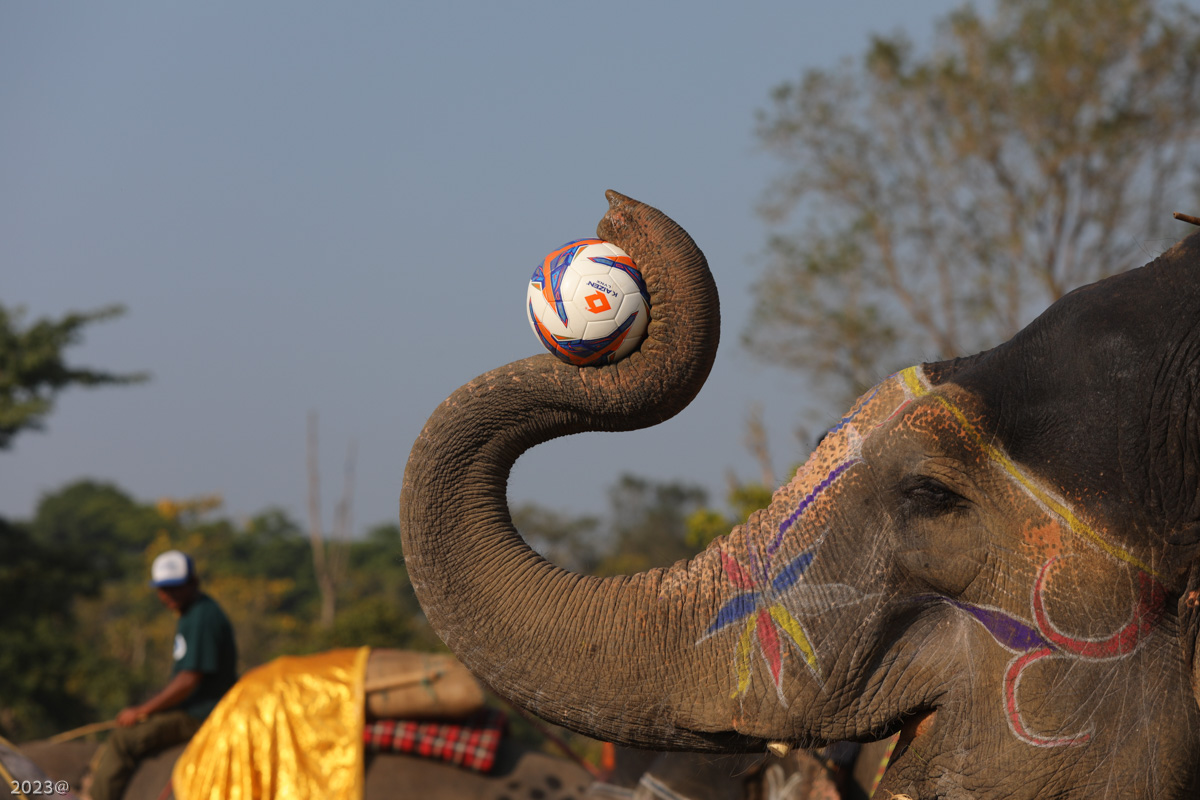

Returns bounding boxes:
[47,720,119,744]
[47,722,172,799]
[362,668,446,694]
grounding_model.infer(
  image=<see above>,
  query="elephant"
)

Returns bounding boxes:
[19,738,593,800]
[399,190,1200,799]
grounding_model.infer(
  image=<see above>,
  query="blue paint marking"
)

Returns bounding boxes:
[707,593,757,635]
[771,550,815,594]
[770,459,860,555]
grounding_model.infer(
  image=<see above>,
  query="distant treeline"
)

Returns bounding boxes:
[0,473,767,743]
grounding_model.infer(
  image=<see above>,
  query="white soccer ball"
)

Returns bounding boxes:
[526,239,651,366]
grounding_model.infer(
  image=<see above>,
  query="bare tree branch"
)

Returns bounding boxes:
[306,411,339,629]
[747,0,1200,409]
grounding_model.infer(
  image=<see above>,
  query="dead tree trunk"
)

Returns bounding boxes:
[306,411,356,629]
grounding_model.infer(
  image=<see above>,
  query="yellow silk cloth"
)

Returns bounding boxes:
[172,647,370,800]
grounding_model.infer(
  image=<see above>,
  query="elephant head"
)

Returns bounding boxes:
[400,192,1200,799]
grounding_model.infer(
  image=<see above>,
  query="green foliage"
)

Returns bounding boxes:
[728,483,774,524]
[0,486,437,741]
[0,483,176,738]
[307,523,441,653]
[30,481,161,591]
[0,304,147,449]
[595,474,709,575]
[684,508,729,552]
[521,475,717,576]
[513,504,602,573]
[516,472,776,572]
[750,0,1200,407]
[0,469,768,743]
[0,518,98,739]
[686,481,775,550]
[516,471,774,572]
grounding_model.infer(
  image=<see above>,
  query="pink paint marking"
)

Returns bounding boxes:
[1004,648,1091,747]
[756,609,782,686]
[879,399,912,427]
[1032,559,1165,659]
[720,552,757,591]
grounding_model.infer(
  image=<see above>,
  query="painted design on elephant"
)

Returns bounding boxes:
[892,366,1173,747]
[939,556,1166,747]
[702,533,870,703]
[898,367,1161,579]
[701,408,895,699]
[703,364,1168,715]
[701,370,912,703]
[770,459,859,554]
[702,541,823,703]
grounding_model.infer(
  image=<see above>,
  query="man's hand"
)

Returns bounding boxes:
[116,706,145,727]
[128,670,203,722]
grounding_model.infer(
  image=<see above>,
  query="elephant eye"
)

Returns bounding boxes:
[901,475,966,516]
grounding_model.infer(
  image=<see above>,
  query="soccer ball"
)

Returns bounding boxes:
[526,239,651,366]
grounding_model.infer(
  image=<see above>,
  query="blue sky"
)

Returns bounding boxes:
[3,1,972,532]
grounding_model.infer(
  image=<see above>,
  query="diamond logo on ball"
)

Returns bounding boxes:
[584,292,612,314]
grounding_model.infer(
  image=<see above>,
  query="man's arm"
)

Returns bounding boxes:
[115,670,202,726]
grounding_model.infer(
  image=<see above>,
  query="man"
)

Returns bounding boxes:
[88,550,238,800]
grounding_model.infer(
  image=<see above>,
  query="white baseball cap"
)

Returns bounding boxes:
[150,550,195,587]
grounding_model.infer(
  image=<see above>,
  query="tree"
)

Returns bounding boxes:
[0,517,98,739]
[0,303,147,449]
[595,474,709,575]
[1,483,163,739]
[30,480,161,591]
[306,412,355,629]
[308,522,440,653]
[513,503,602,574]
[2,473,450,739]
[749,0,1200,407]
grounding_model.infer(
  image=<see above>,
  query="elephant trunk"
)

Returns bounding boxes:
[400,192,758,749]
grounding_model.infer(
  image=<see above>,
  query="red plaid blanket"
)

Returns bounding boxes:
[363,709,508,773]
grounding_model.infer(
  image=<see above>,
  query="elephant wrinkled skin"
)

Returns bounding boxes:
[400,191,1200,799]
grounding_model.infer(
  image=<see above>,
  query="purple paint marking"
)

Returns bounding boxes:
[770,459,860,554]
[744,525,766,585]
[941,598,1049,652]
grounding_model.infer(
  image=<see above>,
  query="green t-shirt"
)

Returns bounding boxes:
[172,593,238,720]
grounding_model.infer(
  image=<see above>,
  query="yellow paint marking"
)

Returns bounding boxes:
[896,366,1160,578]
[900,366,928,397]
[732,616,756,698]
[770,604,822,679]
